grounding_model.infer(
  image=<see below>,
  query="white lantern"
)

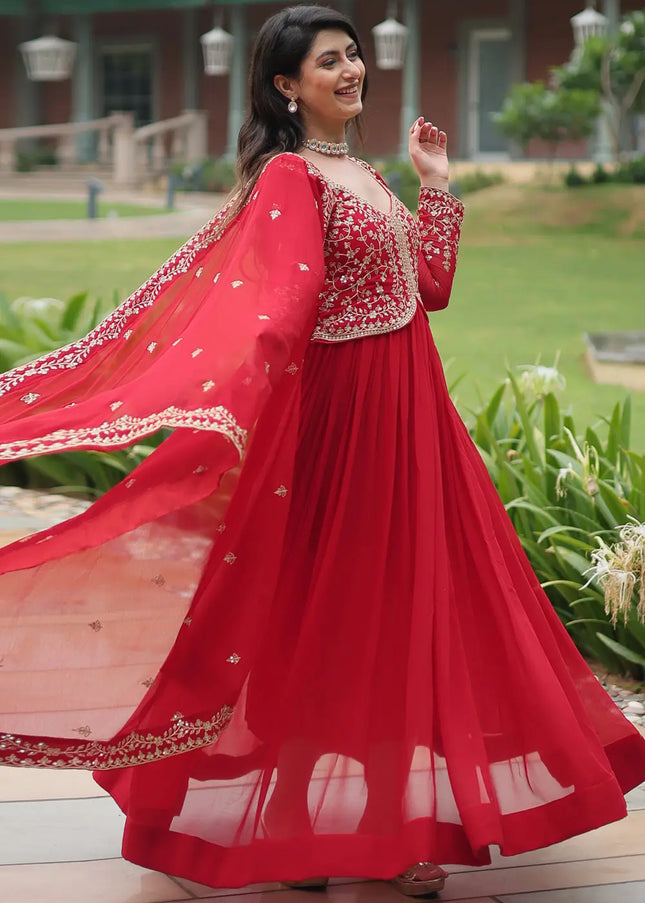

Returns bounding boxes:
[372,16,408,71]
[19,34,77,82]
[571,6,609,47]
[200,23,233,76]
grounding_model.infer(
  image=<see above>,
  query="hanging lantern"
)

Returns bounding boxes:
[372,14,408,71]
[19,34,77,82]
[200,22,233,76]
[570,5,609,47]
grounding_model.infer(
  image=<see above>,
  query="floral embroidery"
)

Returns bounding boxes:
[141,677,155,688]
[88,620,103,632]
[151,574,165,586]
[417,188,464,274]
[125,478,136,488]
[72,726,92,738]
[202,380,215,392]
[110,401,123,411]
[124,330,133,340]
[20,393,40,404]
[195,266,203,278]
[231,280,243,288]
[258,315,270,321]
[213,272,221,283]
[193,464,207,474]
[216,523,226,533]
[285,363,299,375]
[183,617,193,626]
[0,405,247,461]
[223,552,237,565]
[0,705,233,770]
[172,338,183,346]
[274,485,288,498]
[226,653,241,664]
[191,348,203,358]
[147,342,157,353]
[270,209,281,220]
[298,263,310,271]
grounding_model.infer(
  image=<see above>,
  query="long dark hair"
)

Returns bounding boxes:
[232,4,368,211]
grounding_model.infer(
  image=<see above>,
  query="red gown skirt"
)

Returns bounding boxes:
[86,306,645,885]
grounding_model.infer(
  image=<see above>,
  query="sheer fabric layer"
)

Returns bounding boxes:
[91,309,645,886]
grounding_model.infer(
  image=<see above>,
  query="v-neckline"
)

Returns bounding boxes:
[302,156,394,217]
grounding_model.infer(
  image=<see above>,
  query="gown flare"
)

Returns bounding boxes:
[0,153,644,888]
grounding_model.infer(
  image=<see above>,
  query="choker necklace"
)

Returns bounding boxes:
[303,138,349,157]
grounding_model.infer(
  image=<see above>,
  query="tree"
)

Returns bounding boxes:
[555,10,645,161]
[495,81,599,159]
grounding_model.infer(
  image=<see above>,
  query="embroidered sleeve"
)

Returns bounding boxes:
[416,187,464,312]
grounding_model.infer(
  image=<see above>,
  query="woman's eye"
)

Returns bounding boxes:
[322,59,335,67]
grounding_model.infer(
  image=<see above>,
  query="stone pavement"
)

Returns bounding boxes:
[0,486,644,903]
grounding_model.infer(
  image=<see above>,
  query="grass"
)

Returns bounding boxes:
[0,199,167,221]
[0,181,643,451]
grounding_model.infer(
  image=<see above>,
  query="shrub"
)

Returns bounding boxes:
[171,158,237,193]
[615,155,645,184]
[592,163,612,184]
[377,159,503,210]
[564,165,588,187]
[470,366,645,678]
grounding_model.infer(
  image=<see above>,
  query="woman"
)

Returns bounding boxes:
[0,4,644,899]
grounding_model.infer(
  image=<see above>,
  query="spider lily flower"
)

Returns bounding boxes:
[583,521,645,625]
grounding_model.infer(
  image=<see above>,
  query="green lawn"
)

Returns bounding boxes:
[0,183,643,451]
[0,199,167,221]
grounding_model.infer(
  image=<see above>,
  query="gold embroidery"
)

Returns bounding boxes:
[274,485,288,498]
[183,616,193,626]
[231,280,243,288]
[72,726,92,738]
[270,209,281,220]
[0,704,233,770]
[285,363,299,375]
[193,464,207,474]
[0,405,247,461]
[88,620,103,632]
[151,574,165,586]
[141,677,155,688]
[226,653,241,664]
[20,393,40,404]
[223,552,237,565]
[110,401,123,411]
[417,187,464,273]
[202,380,215,392]
[147,342,157,353]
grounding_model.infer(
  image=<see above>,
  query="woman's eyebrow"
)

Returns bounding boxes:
[315,42,358,61]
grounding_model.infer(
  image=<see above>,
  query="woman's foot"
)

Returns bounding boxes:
[390,862,448,897]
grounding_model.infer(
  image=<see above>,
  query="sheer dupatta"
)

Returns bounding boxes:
[0,153,327,768]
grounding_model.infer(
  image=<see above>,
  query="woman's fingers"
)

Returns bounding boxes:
[410,118,447,148]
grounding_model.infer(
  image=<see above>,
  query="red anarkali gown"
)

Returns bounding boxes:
[0,153,644,887]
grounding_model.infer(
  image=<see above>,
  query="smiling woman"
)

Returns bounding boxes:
[0,4,645,901]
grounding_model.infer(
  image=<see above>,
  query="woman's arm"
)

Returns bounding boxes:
[408,118,464,311]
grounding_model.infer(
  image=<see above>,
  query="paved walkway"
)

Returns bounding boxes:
[0,184,224,242]
[0,488,644,903]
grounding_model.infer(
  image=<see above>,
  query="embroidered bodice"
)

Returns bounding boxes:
[300,157,465,343]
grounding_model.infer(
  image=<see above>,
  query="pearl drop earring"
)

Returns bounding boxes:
[288,99,298,114]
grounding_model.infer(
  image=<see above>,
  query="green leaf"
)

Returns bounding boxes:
[596,633,645,669]
[61,292,90,332]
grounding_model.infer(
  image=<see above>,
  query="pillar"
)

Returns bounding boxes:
[181,8,199,111]
[508,0,527,159]
[399,0,421,160]
[72,13,95,162]
[225,4,247,161]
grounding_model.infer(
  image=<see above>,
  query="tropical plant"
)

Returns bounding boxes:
[0,292,158,496]
[469,364,645,678]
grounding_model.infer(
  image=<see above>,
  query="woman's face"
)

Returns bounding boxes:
[285,29,366,130]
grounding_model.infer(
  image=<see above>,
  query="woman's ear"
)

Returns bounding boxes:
[273,74,296,100]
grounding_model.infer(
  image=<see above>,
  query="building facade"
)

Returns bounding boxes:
[0,0,640,162]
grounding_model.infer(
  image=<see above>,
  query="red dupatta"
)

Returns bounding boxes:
[0,153,327,767]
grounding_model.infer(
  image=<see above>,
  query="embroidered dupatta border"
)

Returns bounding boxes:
[0,705,234,770]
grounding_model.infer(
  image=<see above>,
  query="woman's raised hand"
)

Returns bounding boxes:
[408,117,450,192]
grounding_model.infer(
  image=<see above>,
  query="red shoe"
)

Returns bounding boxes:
[390,862,448,897]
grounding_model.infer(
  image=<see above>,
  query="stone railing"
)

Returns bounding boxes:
[0,109,208,186]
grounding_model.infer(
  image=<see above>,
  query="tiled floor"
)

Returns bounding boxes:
[0,764,643,903]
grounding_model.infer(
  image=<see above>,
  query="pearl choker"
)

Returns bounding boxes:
[303,138,349,157]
